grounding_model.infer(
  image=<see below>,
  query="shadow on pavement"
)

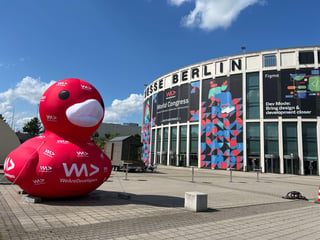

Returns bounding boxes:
[41,189,184,208]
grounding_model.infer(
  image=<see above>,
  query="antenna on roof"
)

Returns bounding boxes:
[11,106,15,130]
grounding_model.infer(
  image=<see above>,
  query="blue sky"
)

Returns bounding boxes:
[0,0,319,131]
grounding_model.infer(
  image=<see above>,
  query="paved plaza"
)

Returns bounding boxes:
[1,166,320,239]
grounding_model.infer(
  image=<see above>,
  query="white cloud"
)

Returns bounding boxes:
[0,76,55,130]
[104,94,143,123]
[0,89,14,113]
[169,0,264,31]
[14,76,55,104]
[12,114,35,132]
[0,76,55,114]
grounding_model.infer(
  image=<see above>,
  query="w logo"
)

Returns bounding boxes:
[33,179,45,185]
[46,115,57,122]
[39,166,52,173]
[166,90,176,98]
[4,157,15,171]
[81,84,92,91]
[43,149,55,158]
[62,163,99,177]
[76,151,89,158]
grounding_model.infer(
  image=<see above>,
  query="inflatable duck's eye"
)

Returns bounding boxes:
[100,98,104,109]
[59,90,70,100]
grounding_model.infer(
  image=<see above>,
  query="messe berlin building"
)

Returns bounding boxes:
[141,46,320,175]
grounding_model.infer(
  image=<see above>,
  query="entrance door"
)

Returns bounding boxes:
[264,154,280,173]
[162,152,168,165]
[247,154,260,172]
[283,154,299,175]
[303,160,318,175]
[178,153,187,167]
[169,151,177,166]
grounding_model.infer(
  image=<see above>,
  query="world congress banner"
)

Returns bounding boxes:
[151,81,200,125]
[263,68,320,118]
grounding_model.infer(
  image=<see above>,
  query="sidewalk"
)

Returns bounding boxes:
[1,166,320,239]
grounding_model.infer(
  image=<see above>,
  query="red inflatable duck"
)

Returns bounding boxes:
[4,78,112,198]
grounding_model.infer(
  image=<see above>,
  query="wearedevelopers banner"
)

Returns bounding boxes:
[263,68,319,118]
[200,74,243,169]
[142,96,152,125]
[141,96,152,163]
[153,82,199,125]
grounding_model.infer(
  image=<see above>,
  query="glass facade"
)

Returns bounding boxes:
[169,127,177,166]
[156,129,161,164]
[302,122,318,175]
[299,51,314,64]
[264,122,279,173]
[283,123,299,174]
[264,122,278,154]
[162,128,169,165]
[246,72,260,119]
[246,122,260,171]
[189,125,198,166]
[179,126,187,167]
[263,54,277,67]
[283,123,297,155]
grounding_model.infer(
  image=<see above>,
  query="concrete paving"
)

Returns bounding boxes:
[1,166,320,239]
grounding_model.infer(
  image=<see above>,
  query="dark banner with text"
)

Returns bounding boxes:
[151,81,200,125]
[263,68,320,118]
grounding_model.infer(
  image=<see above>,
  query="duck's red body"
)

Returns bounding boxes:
[4,78,112,198]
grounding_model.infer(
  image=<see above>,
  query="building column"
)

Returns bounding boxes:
[186,122,190,167]
[167,125,171,166]
[159,127,163,165]
[197,122,202,168]
[260,120,265,173]
[149,129,153,164]
[297,117,304,175]
[278,117,284,174]
[176,123,180,166]
[242,71,247,171]
[259,70,264,172]
[198,78,203,169]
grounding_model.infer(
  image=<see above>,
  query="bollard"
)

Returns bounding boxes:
[191,166,195,183]
[229,168,235,182]
[254,168,261,182]
[124,163,129,180]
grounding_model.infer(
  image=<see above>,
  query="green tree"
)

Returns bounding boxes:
[104,132,120,140]
[23,117,42,136]
[91,132,121,150]
[91,131,99,140]
[91,131,106,150]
